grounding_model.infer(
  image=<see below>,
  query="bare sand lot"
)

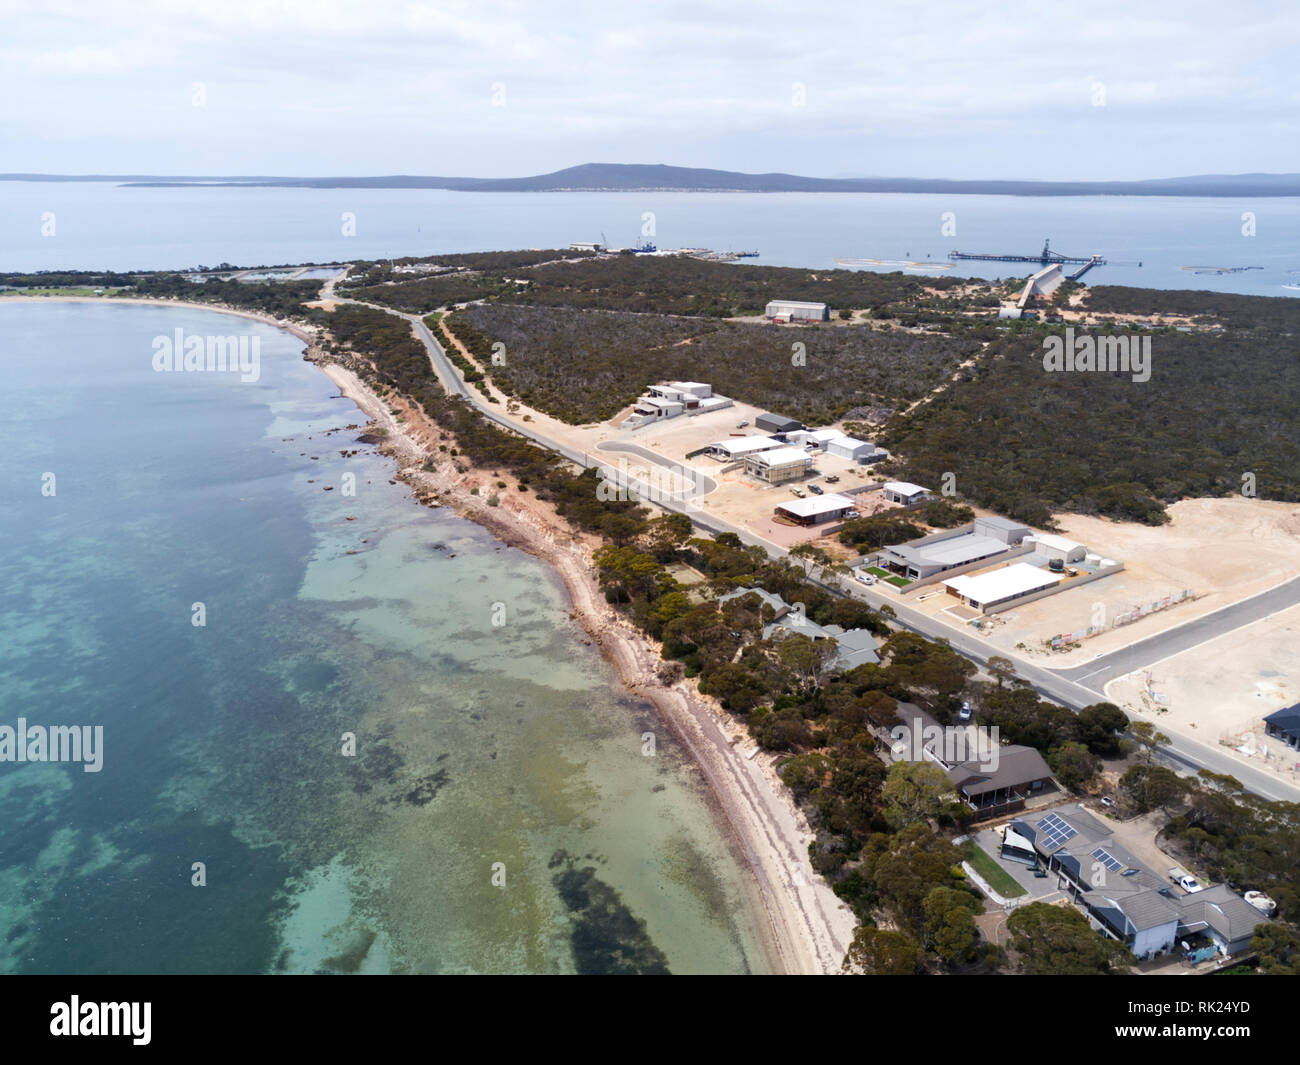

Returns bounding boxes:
[977,498,1300,665]
[1105,602,1300,789]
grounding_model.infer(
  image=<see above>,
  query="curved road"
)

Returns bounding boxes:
[342,296,1300,802]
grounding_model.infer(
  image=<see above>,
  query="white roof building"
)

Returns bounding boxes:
[710,435,785,458]
[1027,533,1088,563]
[777,492,856,519]
[883,481,931,503]
[825,435,879,462]
[943,563,1060,610]
[749,446,814,467]
[776,492,859,525]
[765,300,829,321]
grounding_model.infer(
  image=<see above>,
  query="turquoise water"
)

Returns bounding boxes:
[0,302,771,974]
[3,181,1299,296]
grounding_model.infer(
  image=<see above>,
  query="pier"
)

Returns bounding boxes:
[949,238,1141,271]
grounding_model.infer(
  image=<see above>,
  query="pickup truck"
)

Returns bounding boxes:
[1168,868,1204,893]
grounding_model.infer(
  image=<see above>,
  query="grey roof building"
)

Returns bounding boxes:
[1000,804,1270,961]
[754,412,803,435]
[1173,885,1271,956]
[717,587,879,670]
[1263,703,1300,750]
[946,746,1053,810]
[878,518,1031,581]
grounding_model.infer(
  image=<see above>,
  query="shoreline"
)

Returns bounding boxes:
[11,293,855,974]
[314,357,856,974]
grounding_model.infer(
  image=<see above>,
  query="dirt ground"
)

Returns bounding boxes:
[1105,601,1300,787]
[976,497,1300,664]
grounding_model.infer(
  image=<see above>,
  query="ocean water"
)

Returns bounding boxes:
[0,301,771,974]
[3,181,1299,297]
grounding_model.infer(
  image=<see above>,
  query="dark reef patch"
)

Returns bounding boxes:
[548,850,671,975]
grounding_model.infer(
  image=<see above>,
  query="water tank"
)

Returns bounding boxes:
[1048,558,1065,573]
[1245,891,1277,915]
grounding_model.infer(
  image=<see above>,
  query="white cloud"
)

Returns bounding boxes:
[0,0,1296,177]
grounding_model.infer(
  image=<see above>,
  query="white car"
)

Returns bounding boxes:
[855,571,876,585]
[1176,875,1203,894]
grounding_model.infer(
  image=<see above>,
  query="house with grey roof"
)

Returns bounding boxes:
[717,587,879,671]
[1263,703,1300,751]
[945,746,1053,811]
[1172,885,1270,956]
[878,517,1032,581]
[1000,805,1270,961]
[886,709,1056,820]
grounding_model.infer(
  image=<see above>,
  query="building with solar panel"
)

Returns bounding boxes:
[997,805,1270,961]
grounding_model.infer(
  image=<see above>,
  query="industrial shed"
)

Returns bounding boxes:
[882,481,931,504]
[883,532,1016,581]
[754,412,804,435]
[825,435,879,462]
[774,492,857,525]
[943,563,1060,612]
[765,300,829,321]
[1028,533,1087,564]
[707,435,784,459]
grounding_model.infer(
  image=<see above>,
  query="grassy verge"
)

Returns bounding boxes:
[964,843,1028,898]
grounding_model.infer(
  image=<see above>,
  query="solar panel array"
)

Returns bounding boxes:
[1036,812,1078,850]
[1091,847,1123,872]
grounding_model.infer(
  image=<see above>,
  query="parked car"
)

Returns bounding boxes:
[1100,796,1115,808]
[789,487,805,497]
[1168,868,1204,893]
[824,474,840,483]
[855,571,876,585]
[735,420,749,428]
[958,701,973,722]
[808,483,823,494]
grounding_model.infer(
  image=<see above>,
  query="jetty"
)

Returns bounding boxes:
[949,238,1141,276]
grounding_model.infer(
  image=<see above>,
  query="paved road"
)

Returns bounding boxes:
[1054,575,1300,691]
[594,440,718,498]
[343,297,1299,802]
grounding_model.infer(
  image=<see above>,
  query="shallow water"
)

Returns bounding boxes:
[0,301,772,974]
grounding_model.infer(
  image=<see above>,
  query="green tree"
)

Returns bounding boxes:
[1051,741,1100,792]
[1252,924,1300,975]
[986,655,1018,688]
[881,761,956,831]
[1129,720,1171,764]
[1007,902,1132,975]
[1120,764,1188,813]
[1073,703,1130,757]
[843,927,923,975]
[922,886,981,965]
[643,512,693,561]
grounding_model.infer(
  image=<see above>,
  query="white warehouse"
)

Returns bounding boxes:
[1027,534,1088,564]
[765,300,829,322]
[708,435,785,459]
[786,429,883,464]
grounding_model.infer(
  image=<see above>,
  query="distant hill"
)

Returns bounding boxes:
[5,163,1300,197]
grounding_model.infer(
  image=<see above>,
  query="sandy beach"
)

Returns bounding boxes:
[315,356,857,974]
[11,293,856,973]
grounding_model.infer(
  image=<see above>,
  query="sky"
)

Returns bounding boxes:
[3,0,1298,181]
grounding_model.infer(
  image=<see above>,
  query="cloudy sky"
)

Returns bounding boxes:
[3,0,1296,180]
